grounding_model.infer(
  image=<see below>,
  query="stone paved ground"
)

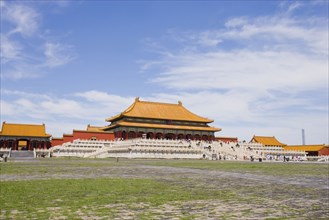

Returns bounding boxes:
[1,159,328,219]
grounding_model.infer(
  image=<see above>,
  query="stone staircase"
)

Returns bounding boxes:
[10,150,34,159]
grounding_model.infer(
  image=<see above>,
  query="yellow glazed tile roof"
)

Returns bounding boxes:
[104,121,221,132]
[251,135,286,146]
[284,145,326,152]
[0,122,51,137]
[86,125,105,132]
[73,125,111,133]
[106,98,214,123]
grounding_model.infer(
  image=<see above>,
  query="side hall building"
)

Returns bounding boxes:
[283,145,329,156]
[250,135,287,147]
[0,122,51,150]
[52,125,115,146]
[103,98,221,140]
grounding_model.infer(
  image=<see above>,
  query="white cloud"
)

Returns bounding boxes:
[0,1,6,8]
[1,88,327,144]
[1,68,41,80]
[203,16,327,55]
[149,50,327,95]
[139,2,328,144]
[286,2,303,14]
[1,90,82,120]
[0,34,22,63]
[1,100,16,117]
[3,3,40,36]
[143,91,328,144]
[75,90,133,106]
[1,2,75,79]
[143,5,328,94]
[2,89,51,100]
[44,42,76,67]
[224,17,248,28]
[0,90,135,136]
[1,1,327,144]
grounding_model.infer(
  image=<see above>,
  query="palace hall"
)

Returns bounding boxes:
[0,122,51,150]
[103,98,221,141]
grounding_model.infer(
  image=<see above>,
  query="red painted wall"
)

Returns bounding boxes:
[215,137,238,143]
[319,147,329,156]
[63,134,74,143]
[51,131,115,146]
[72,130,115,140]
[51,138,64,146]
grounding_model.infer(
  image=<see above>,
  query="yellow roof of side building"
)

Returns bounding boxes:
[106,98,215,123]
[73,125,112,133]
[0,122,51,138]
[86,124,104,132]
[283,145,326,152]
[250,135,286,147]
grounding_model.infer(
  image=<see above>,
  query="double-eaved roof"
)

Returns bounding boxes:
[105,121,220,132]
[106,97,214,123]
[105,98,221,132]
[0,122,51,138]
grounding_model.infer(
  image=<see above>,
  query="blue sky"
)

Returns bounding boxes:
[1,0,328,144]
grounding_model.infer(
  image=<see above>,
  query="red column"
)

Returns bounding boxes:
[13,140,17,150]
[116,131,123,139]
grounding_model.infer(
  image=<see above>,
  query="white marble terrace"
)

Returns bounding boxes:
[49,138,309,161]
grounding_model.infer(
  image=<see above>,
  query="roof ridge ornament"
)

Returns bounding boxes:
[178,101,182,106]
[135,97,140,102]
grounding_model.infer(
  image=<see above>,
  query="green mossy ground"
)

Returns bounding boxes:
[1,158,328,219]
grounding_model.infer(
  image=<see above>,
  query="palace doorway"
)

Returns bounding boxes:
[17,139,29,150]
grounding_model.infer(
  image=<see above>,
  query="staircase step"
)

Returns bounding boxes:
[10,151,34,158]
